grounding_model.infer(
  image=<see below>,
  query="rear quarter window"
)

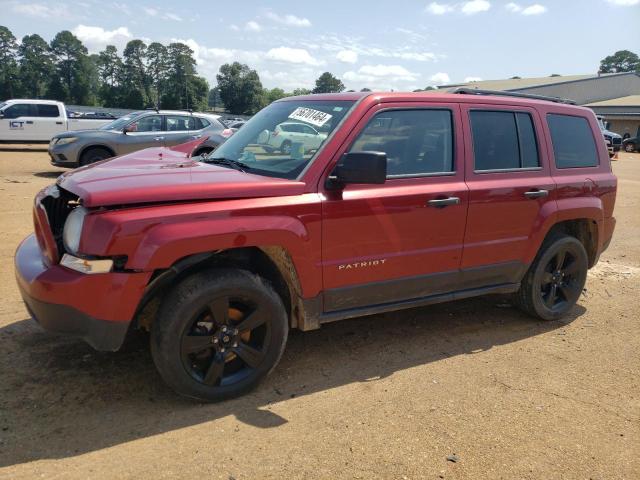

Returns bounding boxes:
[547,114,599,169]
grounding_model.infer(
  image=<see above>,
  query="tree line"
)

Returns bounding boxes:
[0,25,208,110]
[1,24,637,115]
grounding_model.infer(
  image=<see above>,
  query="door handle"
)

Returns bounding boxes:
[427,196,460,208]
[524,189,549,199]
[55,121,63,125]
[154,136,164,141]
[190,134,203,139]
[26,121,34,125]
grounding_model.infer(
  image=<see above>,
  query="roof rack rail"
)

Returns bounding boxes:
[452,87,576,105]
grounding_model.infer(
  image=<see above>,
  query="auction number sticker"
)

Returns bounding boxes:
[288,107,332,127]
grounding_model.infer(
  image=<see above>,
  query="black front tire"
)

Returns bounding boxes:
[151,268,288,402]
[79,147,112,166]
[515,234,588,321]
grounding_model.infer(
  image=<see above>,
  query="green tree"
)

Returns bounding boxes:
[216,62,263,114]
[162,42,203,109]
[292,87,311,96]
[0,26,19,100]
[360,87,372,92]
[18,34,54,98]
[312,72,345,94]
[599,50,640,73]
[208,86,223,110]
[122,39,148,108]
[96,45,124,107]
[146,42,168,108]
[49,30,89,103]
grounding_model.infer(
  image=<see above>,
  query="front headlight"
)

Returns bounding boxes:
[56,137,78,145]
[63,206,88,254]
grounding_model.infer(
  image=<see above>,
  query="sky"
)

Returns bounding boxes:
[3,0,639,91]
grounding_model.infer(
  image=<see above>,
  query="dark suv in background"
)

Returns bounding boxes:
[48,110,232,167]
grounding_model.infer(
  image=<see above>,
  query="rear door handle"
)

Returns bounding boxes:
[427,196,460,208]
[154,136,164,141]
[25,121,34,125]
[524,189,549,199]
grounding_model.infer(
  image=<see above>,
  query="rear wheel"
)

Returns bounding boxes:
[79,147,112,166]
[280,140,292,155]
[515,234,588,321]
[625,142,636,153]
[151,268,288,401]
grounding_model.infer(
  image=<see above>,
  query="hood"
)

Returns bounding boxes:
[602,129,622,139]
[57,145,305,208]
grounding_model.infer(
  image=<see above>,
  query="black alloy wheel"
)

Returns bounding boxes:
[151,268,288,401]
[515,234,588,321]
[180,295,272,387]
[539,247,582,313]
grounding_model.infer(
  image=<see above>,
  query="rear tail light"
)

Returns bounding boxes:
[221,128,234,138]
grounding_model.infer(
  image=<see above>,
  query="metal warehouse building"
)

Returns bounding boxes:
[440,72,640,138]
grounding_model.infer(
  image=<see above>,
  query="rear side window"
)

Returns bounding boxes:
[349,109,454,177]
[547,114,599,168]
[470,111,539,171]
[35,104,60,117]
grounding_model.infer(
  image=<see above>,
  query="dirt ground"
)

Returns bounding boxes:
[0,149,638,480]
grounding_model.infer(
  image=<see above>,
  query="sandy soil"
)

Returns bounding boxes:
[0,150,638,479]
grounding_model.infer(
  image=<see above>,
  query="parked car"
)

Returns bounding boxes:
[226,120,246,130]
[264,121,328,154]
[597,116,622,152]
[622,135,639,153]
[48,110,232,167]
[0,99,113,142]
[16,90,617,402]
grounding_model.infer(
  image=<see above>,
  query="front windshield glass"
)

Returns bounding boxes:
[0,102,6,111]
[99,111,144,131]
[209,100,355,179]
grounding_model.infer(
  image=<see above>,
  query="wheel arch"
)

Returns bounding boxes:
[79,143,116,161]
[134,245,307,332]
[541,218,600,268]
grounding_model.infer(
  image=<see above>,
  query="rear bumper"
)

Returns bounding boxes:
[15,234,150,351]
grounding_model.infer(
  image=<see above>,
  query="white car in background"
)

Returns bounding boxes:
[266,121,327,154]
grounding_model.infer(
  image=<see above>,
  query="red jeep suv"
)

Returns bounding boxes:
[15,90,617,401]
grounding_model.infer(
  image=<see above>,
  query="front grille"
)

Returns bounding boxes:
[612,137,622,146]
[39,187,79,254]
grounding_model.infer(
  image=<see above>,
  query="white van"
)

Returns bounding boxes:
[0,99,113,142]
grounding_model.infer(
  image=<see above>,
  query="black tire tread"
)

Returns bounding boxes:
[150,268,288,401]
[515,232,587,321]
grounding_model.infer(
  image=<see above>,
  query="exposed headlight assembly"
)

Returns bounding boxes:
[62,206,88,254]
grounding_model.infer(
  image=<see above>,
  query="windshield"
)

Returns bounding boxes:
[99,111,144,131]
[0,102,6,111]
[208,100,355,179]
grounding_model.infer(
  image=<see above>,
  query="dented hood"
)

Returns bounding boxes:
[57,145,305,208]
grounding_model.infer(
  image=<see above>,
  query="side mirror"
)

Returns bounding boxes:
[326,151,387,190]
[122,125,134,134]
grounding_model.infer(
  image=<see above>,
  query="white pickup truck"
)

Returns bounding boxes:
[0,99,114,142]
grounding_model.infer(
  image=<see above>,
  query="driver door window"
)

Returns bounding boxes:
[349,109,454,177]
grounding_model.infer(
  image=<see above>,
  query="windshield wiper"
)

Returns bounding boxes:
[201,157,251,172]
